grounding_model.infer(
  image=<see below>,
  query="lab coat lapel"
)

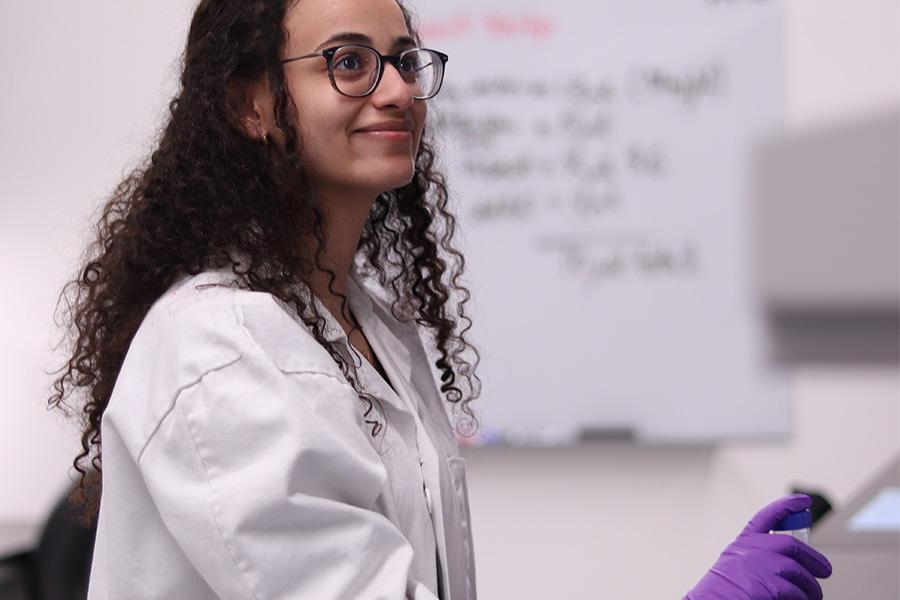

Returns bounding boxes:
[346,280,413,394]
[305,273,411,403]
[393,311,478,600]
[306,280,416,443]
[347,271,456,598]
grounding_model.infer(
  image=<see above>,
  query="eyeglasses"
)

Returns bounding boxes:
[281,45,449,100]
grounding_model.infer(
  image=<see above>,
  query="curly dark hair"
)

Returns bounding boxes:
[48,0,481,519]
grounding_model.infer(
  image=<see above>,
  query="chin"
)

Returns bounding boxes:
[372,161,417,193]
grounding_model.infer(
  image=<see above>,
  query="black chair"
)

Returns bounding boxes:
[0,477,97,600]
[0,549,33,600]
[28,481,97,600]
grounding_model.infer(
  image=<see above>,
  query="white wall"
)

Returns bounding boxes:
[1,0,196,521]
[1,0,898,597]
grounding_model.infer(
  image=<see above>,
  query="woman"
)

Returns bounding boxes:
[50,0,831,598]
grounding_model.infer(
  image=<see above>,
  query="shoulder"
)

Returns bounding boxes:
[105,270,347,455]
[138,269,343,380]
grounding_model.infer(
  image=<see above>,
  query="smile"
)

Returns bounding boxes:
[355,130,413,141]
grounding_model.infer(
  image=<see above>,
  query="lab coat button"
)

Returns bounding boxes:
[424,485,433,514]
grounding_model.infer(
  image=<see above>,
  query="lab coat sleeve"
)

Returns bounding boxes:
[137,322,440,600]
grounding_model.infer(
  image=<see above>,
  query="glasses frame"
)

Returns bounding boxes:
[281,44,449,100]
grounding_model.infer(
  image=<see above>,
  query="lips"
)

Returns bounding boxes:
[355,120,415,133]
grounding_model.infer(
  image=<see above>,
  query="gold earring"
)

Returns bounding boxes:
[255,123,269,145]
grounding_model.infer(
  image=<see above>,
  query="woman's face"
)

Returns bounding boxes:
[280,0,427,199]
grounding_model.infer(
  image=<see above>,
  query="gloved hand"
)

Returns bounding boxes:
[684,494,833,600]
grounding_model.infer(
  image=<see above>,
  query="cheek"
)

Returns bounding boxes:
[292,100,354,168]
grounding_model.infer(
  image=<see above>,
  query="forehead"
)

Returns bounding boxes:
[284,0,411,52]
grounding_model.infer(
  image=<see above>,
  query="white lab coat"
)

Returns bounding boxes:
[87,263,477,600]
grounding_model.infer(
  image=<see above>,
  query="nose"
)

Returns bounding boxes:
[371,62,415,110]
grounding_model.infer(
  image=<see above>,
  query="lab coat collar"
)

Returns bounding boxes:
[305,265,415,410]
[346,266,414,390]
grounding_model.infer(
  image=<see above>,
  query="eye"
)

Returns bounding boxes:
[399,52,422,73]
[332,48,373,72]
[335,54,361,70]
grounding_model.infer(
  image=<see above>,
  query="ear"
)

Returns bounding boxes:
[226,75,274,142]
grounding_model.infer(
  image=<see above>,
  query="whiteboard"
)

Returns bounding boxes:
[413,0,789,444]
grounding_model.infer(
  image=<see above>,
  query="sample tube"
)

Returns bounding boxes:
[771,509,813,545]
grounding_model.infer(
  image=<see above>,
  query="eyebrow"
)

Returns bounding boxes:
[314,32,417,52]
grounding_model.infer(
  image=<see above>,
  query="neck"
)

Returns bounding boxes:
[304,188,375,325]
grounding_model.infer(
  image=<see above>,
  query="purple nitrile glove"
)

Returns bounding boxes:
[684,494,833,600]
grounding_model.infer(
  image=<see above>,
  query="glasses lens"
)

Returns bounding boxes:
[399,49,443,99]
[331,46,380,96]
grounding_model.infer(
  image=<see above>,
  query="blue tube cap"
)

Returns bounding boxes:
[774,509,812,531]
